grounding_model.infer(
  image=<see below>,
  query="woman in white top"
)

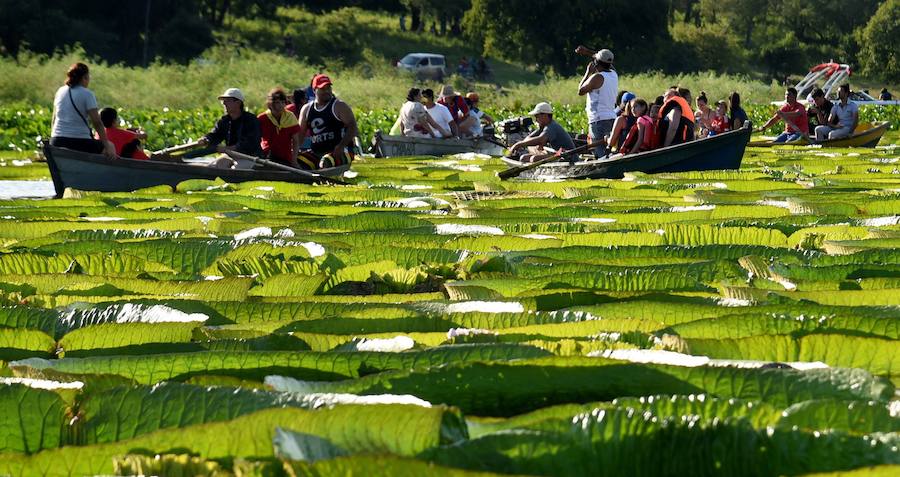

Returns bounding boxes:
[577,47,618,157]
[398,88,449,138]
[50,63,116,158]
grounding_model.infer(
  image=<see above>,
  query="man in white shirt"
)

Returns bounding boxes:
[814,84,858,141]
[422,88,456,138]
[577,47,618,157]
[398,88,448,138]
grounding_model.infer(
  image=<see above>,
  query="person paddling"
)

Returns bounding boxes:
[297,74,359,169]
[508,102,576,163]
[577,47,618,157]
[198,87,262,168]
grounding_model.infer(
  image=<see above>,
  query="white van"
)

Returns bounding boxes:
[397,53,446,81]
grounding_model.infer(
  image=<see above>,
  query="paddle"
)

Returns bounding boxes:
[224,150,346,185]
[151,140,202,157]
[497,140,604,180]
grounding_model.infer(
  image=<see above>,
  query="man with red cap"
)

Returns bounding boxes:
[296,74,358,169]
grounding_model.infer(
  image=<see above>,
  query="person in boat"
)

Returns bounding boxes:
[708,100,730,136]
[438,85,478,137]
[758,87,808,143]
[198,87,262,168]
[422,88,456,138]
[98,107,149,160]
[508,102,576,163]
[694,92,714,138]
[729,91,747,130]
[578,48,618,157]
[608,92,636,152]
[287,88,312,149]
[618,99,656,155]
[465,92,494,137]
[814,84,858,142]
[297,74,359,169]
[658,87,695,147]
[50,62,116,158]
[258,88,302,168]
[806,88,834,133]
[398,88,449,138]
[880,88,893,101]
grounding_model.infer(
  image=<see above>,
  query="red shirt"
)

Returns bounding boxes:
[438,96,469,123]
[709,115,730,135]
[780,101,808,134]
[103,127,149,160]
[258,111,301,164]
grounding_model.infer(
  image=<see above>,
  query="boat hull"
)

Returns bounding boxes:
[748,121,889,148]
[374,133,504,157]
[502,122,751,180]
[44,144,347,197]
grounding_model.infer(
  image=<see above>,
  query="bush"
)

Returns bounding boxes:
[857,0,900,83]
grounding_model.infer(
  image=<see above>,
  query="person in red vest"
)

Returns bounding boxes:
[619,98,656,155]
[258,88,302,168]
[658,87,696,147]
[97,107,149,160]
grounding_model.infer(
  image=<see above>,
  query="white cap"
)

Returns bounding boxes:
[593,49,614,63]
[217,88,245,103]
[528,102,553,115]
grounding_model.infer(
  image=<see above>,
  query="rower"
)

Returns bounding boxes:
[197,87,261,168]
[297,74,359,169]
[508,102,576,163]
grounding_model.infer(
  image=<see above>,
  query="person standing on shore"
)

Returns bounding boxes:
[577,47,618,157]
[50,63,116,158]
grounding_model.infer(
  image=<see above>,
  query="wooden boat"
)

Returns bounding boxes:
[372,131,505,157]
[43,144,348,198]
[748,121,889,148]
[501,122,751,180]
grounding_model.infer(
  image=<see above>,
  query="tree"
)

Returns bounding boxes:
[464,0,671,75]
[857,0,900,82]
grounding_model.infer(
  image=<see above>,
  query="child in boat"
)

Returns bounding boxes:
[97,107,149,160]
[618,99,655,155]
[708,100,730,136]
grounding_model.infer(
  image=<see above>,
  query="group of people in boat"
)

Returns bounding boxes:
[392,85,494,139]
[50,63,358,170]
[509,47,750,163]
[760,84,859,143]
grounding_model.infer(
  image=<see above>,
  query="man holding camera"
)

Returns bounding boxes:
[577,46,618,157]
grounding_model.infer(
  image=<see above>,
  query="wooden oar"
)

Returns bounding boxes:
[225,150,346,185]
[498,140,604,180]
[151,140,202,156]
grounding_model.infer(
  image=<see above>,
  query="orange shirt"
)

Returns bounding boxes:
[103,127,149,160]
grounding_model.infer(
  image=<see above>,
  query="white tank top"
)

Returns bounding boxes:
[586,70,618,123]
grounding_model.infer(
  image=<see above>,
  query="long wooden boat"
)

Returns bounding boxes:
[43,144,348,198]
[373,131,505,157]
[748,121,889,148]
[501,122,751,180]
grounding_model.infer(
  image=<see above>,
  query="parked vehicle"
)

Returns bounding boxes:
[397,53,446,81]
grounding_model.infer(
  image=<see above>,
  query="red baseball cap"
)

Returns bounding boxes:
[312,74,333,89]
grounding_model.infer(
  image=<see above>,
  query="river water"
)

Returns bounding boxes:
[0,180,56,199]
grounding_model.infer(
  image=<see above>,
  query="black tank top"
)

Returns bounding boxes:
[306,97,345,155]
